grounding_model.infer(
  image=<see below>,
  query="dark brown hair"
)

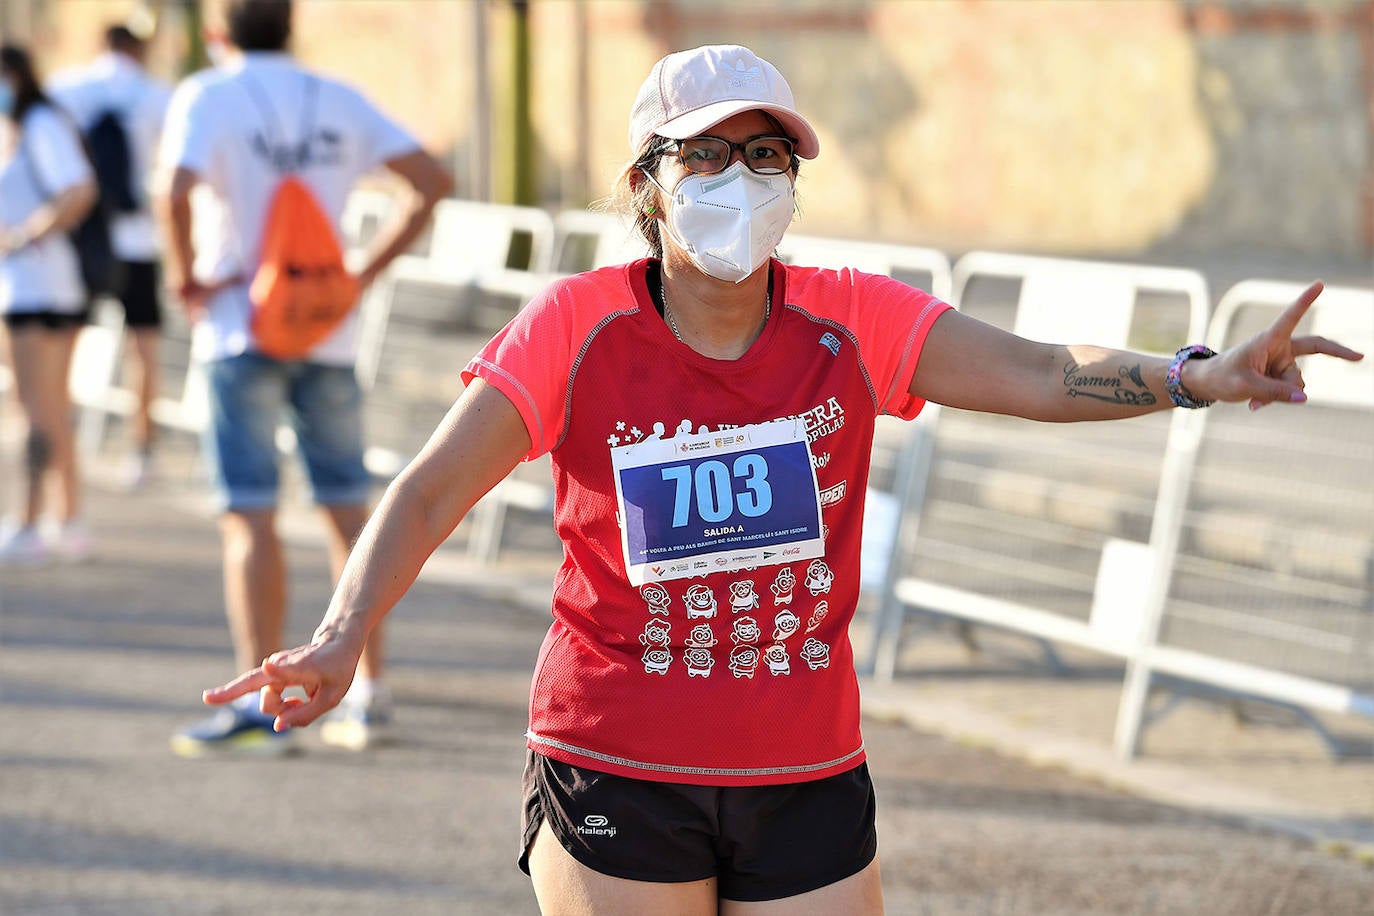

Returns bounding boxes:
[105,25,145,56]
[227,0,293,52]
[0,44,52,125]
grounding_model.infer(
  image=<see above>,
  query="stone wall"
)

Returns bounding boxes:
[18,0,1374,258]
[1169,0,1372,257]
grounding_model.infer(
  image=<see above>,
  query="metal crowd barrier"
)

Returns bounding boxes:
[1114,280,1374,757]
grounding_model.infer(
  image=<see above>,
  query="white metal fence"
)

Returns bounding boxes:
[1115,281,1374,757]
[868,253,1211,680]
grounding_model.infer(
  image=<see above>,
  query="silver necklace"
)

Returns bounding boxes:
[664,285,771,343]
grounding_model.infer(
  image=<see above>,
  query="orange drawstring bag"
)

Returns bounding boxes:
[248,174,359,359]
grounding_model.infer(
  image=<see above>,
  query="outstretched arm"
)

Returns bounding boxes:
[203,378,532,729]
[911,281,1362,420]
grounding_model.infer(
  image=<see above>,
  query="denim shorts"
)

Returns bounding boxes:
[203,353,371,511]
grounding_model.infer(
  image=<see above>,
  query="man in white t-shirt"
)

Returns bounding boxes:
[157,0,452,757]
[50,25,172,486]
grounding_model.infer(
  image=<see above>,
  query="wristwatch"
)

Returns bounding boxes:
[1165,344,1217,409]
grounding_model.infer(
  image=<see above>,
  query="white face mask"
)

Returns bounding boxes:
[650,161,795,284]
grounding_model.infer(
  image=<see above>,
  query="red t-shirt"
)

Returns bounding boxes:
[463,258,950,786]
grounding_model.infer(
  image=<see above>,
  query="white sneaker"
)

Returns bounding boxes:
[123,450,154,491]
[319,693,394,751]
[51,520,94,563]
[0,523,49,566]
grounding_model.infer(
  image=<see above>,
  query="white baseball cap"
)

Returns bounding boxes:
[628,44,820,159]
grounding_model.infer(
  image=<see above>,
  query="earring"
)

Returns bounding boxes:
[645,205,657,215]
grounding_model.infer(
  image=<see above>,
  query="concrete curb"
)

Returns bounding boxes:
[860,681,1374,857]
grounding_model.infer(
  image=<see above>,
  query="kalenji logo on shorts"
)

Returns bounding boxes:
[576,814,617,838]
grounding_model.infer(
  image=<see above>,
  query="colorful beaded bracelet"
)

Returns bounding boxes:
[1165,344,1217,409]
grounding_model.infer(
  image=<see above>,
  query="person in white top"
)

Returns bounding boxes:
[0,43,98,566]
[50,25,173,487]
[157,0,452,756]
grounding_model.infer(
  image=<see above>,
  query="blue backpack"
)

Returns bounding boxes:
[84,107,139,213]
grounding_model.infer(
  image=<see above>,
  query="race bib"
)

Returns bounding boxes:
[611,418,825,585]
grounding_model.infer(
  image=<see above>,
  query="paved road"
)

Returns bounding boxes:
[2,481,1372,915]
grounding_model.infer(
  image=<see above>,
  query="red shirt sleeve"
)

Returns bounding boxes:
[462,266,635,461]
[786,266,952,420]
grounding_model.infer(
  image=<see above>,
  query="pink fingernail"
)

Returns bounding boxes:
[1290,391,1307,403]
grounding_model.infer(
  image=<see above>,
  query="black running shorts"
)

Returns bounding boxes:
[113,260,162,329]
[3,307,88,330]
[519,750,878,902]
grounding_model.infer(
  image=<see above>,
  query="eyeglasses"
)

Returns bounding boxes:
[654,135,796,176]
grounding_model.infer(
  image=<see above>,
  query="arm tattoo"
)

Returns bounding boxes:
[1062,361,1157,406]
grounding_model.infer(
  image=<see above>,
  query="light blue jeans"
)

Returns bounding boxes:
[203,353,370,511]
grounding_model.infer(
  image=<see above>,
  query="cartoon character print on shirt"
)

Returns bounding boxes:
[683,647,715,678]
[729,644,760,678]
[731,615,761,645]
[639,618,671,648]
[685,623,717,649]
[805,601,829,634]
[772,608,801,642]
[728,580,759,614]
[770,567,796,606]
[763,643,790,676]
[799,638,831,671]
[612,410,843,682]
[642,646,672,675]
[639,583,672,617]
[683,584,717,619]
[804,559,834,596]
